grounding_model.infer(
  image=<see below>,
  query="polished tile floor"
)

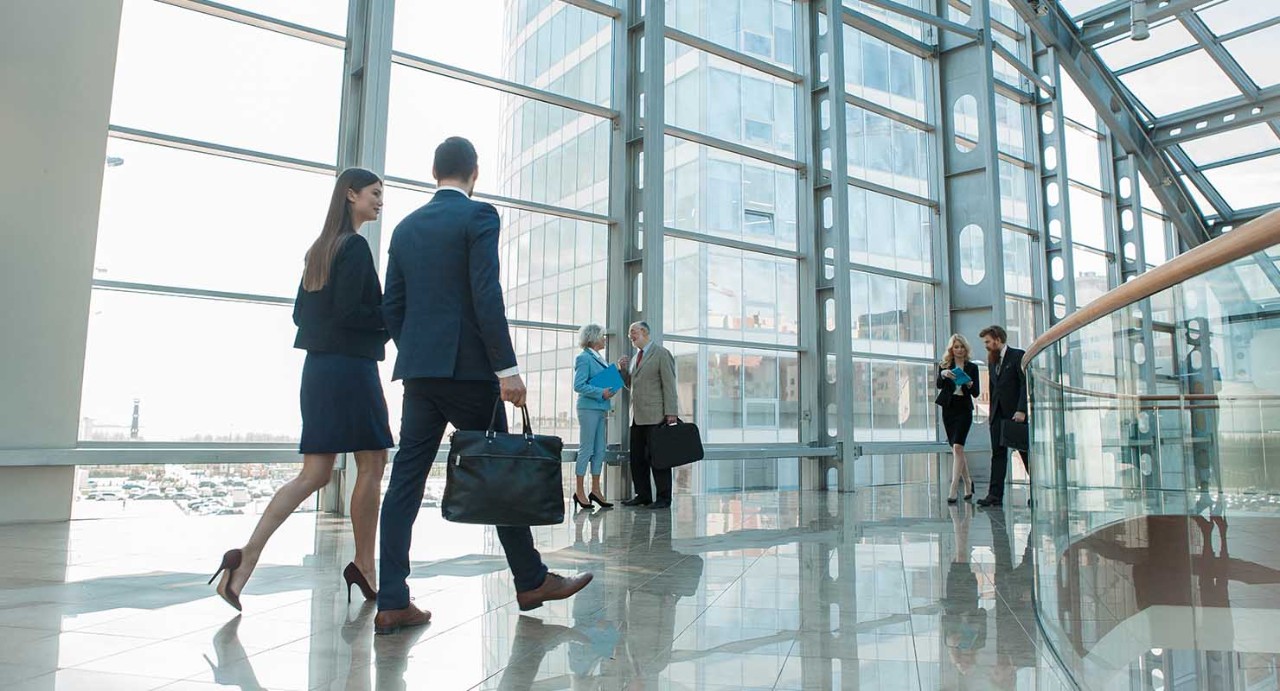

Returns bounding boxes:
[0,485,1079,690]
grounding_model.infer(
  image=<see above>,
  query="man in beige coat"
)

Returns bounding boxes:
[617,321,679,509]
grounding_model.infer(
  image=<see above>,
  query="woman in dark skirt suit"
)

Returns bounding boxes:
[937,333,980,504]
[211,168,394,611]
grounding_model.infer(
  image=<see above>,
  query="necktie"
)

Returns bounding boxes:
[634,348,643,371]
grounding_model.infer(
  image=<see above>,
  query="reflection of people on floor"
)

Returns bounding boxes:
[372,619,430,691]
[568,510,621,684]
[942,503,986,677]
[492,616,591,690]
[204,616,265,691]
[621,511,703,689]
[988,508,1037,687]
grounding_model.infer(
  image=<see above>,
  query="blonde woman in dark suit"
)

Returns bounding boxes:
[937,333,979,503]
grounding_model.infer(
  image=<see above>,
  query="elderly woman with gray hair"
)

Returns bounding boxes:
[572,323,616,510]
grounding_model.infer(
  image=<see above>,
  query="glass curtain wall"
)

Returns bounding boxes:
[82,0,1206,502]
[843,7,940,447]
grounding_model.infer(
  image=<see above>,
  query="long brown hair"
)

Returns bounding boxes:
[302,168,381,292]
[941,333,972,369]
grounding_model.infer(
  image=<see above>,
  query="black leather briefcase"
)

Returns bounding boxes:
[648,420,704,471]
[999,418,1030,453]
[443,403,564,526]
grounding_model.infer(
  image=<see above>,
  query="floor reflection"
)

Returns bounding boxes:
[1048,509,1280,690]
[0,485,1084,690]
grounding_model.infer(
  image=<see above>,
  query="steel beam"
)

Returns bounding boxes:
[812,0,859,489]
[860,0,979,38]
[1012,0,1210,247]
[1152,87,1280,148]
[1078,0,1216,45]
[940,0,1009,465]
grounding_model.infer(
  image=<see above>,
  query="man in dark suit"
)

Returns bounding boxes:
[374,137,592,634]
[976,325,1030,507]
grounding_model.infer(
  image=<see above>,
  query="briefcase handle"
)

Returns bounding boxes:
[486,400,535,441]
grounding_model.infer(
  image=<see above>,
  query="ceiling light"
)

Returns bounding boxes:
[1131,0,1150,41]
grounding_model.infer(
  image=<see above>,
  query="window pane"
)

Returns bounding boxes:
[1121,51,1241,118]
[1201,154,1280,210]
[669,343,800,443]
[844,26,928,121]
[1073,246,1111,307]
[667,0,797,69]
[1179,124,1280,166]
[1003,228,1034,296]
[394,0,613,106]
[1065,123,1102,189]
[844,0,931,43]
[665,42,798,157]
[848,186,933,277]
[847,105,931,198]
[508,327,579,443]
[665,137,799,250]
[80,291,302,442]
[1225,24,1280,88]
[1005,296,1037,346]
[999,160,1033,227]
[850,271,934,359]
[1068,185,1108,250]
[95,139,333,298]
[853,358,934,442]
[663,238,799,347]
[111,0,343,162]
[387,66,610,213]
[217,0,348,34]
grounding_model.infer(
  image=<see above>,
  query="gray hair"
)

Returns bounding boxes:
[578,323,605,349]
[629,321,651,335]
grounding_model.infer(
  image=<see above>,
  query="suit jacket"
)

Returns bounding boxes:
[934,360,980,410]
[292,233,389,361]
[383,190,517,382]
[989,346,1028,419]
[573,348,613,412]
[619,344,678,426]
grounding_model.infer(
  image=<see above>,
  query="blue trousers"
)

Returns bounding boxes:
[575,409,607,476]
[378,379,548,611]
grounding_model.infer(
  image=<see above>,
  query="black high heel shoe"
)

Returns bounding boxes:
[964,480,974,501]
[209,549,244,612]
[344,562,377,603]
[588,492,613,509]
[573,494,593,510]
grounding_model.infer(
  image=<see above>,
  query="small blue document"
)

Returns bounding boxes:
[951,367,972,386]
[589,364,625,392]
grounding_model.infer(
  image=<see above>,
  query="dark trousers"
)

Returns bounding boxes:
[629,423,672,503]
[987,417,1030,501]
[378,378,548,611]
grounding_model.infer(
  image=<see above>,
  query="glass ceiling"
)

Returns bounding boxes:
[1060,0,1280,222]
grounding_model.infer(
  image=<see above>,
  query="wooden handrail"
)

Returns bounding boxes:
[1024,209,1280,365]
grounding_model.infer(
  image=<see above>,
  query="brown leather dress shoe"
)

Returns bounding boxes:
[374,603,432,635]
[516,572,594,612]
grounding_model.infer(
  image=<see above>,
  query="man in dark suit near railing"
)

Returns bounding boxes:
[374,137,592,634]
[977,325,1030,508]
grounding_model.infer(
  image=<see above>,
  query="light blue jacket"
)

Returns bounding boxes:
[574,349,614,412]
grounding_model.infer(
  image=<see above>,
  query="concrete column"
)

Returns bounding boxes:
[0,1,125,522]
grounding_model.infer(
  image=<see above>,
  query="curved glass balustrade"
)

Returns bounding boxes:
[1024,212,1280,690]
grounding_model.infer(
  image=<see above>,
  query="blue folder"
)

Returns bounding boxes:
[951,367,972,386]
[589,364,625,392]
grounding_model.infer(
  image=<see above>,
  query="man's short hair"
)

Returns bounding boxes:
[979,325,1008,343]
[433,136,478,181]
[630,321,651,335]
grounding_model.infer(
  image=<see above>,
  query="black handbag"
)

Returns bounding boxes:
[648,419,704,471]
[999,418,1030,452]
[443,403,564,527]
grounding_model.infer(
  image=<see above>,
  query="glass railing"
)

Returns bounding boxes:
[1024,211,1280,690]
